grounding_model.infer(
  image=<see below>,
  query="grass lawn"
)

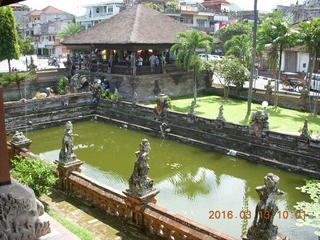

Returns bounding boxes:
[169,95,320,136]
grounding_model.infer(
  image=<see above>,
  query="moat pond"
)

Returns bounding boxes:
[25,121,316,240]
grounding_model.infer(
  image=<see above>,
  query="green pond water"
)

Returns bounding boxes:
[24,121,316,240]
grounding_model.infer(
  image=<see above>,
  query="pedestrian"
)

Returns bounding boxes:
[137,55,143,74]
[149,54,156,73]
[155,56,160,72]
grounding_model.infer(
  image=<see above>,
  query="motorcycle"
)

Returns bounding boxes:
[48,57,60,67]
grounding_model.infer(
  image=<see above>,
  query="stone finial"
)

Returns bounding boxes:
[58,121,78,164]
[249,110,269,138]
[300,119,310,140]
[127,139,154,196]
[216,105,225,121]
[247,173,284,240]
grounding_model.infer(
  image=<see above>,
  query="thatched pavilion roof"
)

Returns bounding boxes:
[62,4,190,50]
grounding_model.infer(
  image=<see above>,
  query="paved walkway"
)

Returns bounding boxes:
[38,213,80,240]
[40,191,148,240]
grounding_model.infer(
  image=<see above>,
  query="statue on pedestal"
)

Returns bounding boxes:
[216,105,225,121]
[249,110,269,137]
[58,121,78,164]
[154,94,169,119]
[128,139,154,196]
[247,173,284,240]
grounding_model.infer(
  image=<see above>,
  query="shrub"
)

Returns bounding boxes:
[57,76,68,94]
[10,155,57,197]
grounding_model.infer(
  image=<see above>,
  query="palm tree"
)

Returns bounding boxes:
[57,22,84,40]
[170,30,212,104]
[224,34,252,69]
[0,72,35,99]
[258,10,295,108]
[297,18,320,115]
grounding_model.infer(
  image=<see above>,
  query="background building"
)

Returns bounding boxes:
[76,0,124,29]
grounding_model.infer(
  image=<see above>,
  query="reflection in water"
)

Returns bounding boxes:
[169,168,211,200]
[26,121,317,240]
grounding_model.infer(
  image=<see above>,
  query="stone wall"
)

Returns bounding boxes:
[208,86,320,114]
[4,92,93,134]
[2,69,67,102]
[4,93,320,178]
[76,70,211,102]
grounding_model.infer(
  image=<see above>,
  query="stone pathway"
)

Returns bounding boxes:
[40,191,148,240]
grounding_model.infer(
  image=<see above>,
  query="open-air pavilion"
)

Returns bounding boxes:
[62,4,191,75]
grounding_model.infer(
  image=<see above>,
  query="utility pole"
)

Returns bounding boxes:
[246,0,258,118]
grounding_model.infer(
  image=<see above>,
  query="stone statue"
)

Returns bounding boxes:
[216,105,225,121]
[154,94,169,118]
[128,139,154,196]
[249,110,269,137]
[300,119,311,140]
[11,131,32,149]
[58,121,78,164]
[27,57,37,72]
[247,173,284,240]
[0,180,50,240]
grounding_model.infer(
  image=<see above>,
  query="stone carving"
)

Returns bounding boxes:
[300,119,311,141]
[249,110,269,137]
[154,94,169,119]
[0,180,50,240]
[128,139,154,196]
[159,122,171,138]
[59,121,78,164]
[27,57,37,72]
[11,131,32,149]
[216,105,225,121]
[247,173,284,240]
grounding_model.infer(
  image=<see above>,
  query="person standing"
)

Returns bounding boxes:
[137,55,143,74]
[149,54,156,73]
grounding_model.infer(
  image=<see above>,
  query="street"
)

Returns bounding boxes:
[0,55,66,73]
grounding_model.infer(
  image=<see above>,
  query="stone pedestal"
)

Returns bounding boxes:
[56,160,83,190]
[123,189,159,226]
[0,179,50,239]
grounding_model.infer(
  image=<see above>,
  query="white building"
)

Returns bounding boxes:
[76,0,124,29]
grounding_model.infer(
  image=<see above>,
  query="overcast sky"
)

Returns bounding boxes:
[24,0,301,16]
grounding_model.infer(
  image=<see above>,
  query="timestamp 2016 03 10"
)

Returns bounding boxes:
[208,210,308,220]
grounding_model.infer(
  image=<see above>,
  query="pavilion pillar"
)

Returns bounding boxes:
[0,87,11,185]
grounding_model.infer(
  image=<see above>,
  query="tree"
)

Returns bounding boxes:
[258,10,296,108]
[204,58,250,98]
[10,155,57,197]
[0,7,20,72]
[295,180,320,237]
[165,1,179,12]
[19,37,35,55]
[57,22,84,40]
[224,34,252,69]
[246,0,258,118]
[170,30,213,103]
[215,21,252,48]
[0,71,36,99]
[297,18,320,115]
[142,2,163,12]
